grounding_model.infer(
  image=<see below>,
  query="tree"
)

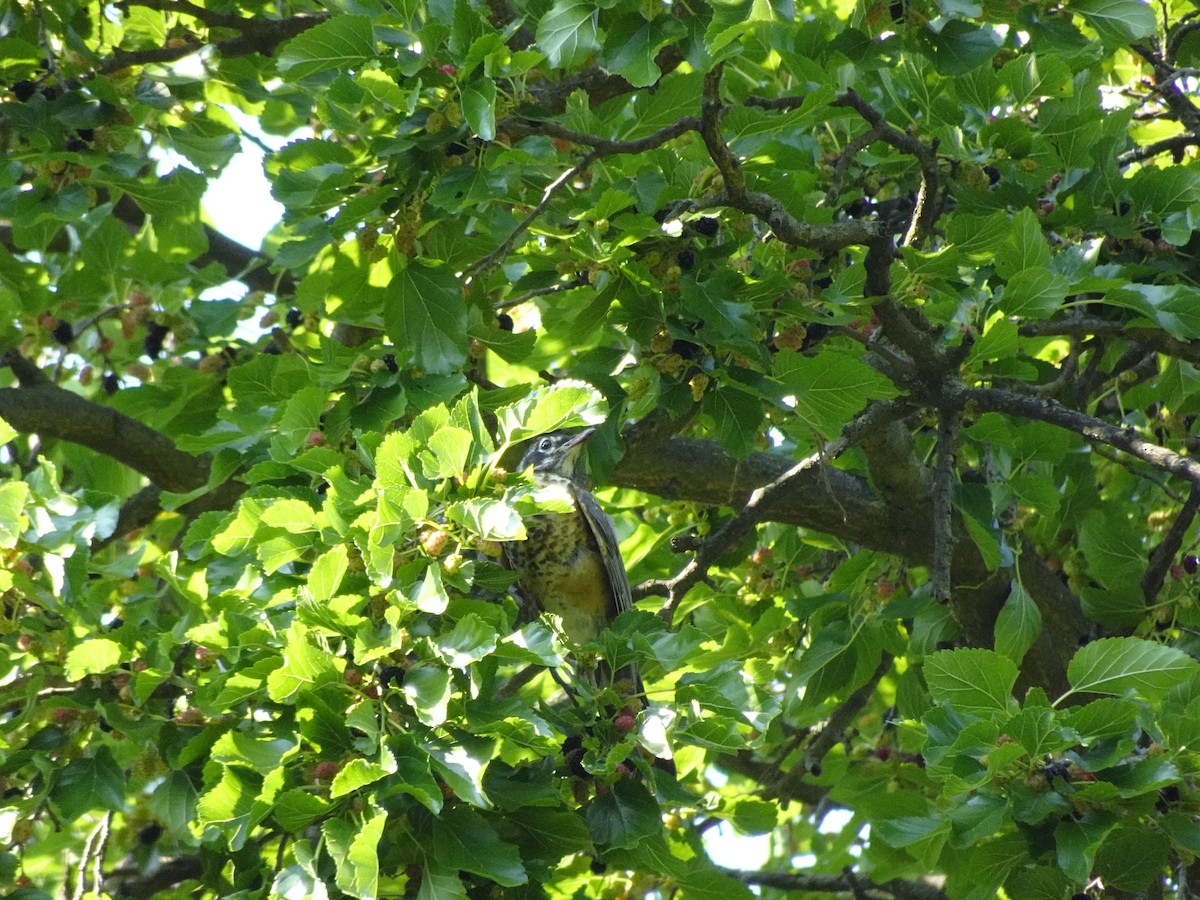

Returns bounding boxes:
[2,0,1200,895]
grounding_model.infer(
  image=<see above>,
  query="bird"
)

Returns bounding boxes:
[503,427,639,698]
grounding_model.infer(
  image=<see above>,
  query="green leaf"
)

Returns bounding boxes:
[727,798,778,835]
[927,20,1003,76]
[1078,510,1144,590]
[1064,637,1200,701]
[435,614,499,668]
[536,0,600,69]
[278,16,376,80]
[324,808,386,899]
[461,78,496,141]
[1069,0,1156,44]
[996,208,1051,278]
[51,748,127,821]
[386,260,468,375]
[64,638,122,681]
[149,771,199,844]
[0,481,29,549]
[433,808,528,887]
[924,648,1018,717]
[1063,697,1139,741]
[701,385,762,458]
[603,14,676,88]
[494,379,608,444]
[998,269,1068,320]
[776,349,900,440]
[585,779,663,849]
[266,624,342,702]
[309,545,349,603]
[993,582,1042,665]
[330,756,392,799]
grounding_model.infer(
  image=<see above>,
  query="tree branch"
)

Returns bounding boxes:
[0,352,211,493]
[99,12,326,74]
[1143,483,1200,607]
[959,386,1200,488]
[636,401,910,624]
[931,409,959,603]
[720,866,948,900]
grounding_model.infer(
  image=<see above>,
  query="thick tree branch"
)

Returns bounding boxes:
[930,410,959,603]
[634,401,911,623]
[0,352,210,493]
[100,12,326,74]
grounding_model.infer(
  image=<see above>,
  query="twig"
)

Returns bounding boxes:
[648,401,909,625]
[719,866,948,900]
[832,90,940,247]
[1143,483,1200,606]
[504,116,700,155]
[465,155,595,281]
[931,409,958,603]
[800,656,892,778]
[495,276,588,310]
[958,386,1200,488]
[1116,131,1200,165]
[821,127,881,208]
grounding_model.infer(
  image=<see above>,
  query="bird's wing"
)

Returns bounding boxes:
[574,486,633,618]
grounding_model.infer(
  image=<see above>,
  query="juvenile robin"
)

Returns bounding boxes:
[503,427,639,695]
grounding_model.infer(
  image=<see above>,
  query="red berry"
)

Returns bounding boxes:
[551,137,573,153]
[614,715,637,733]
[313,761,340,781]
[439,64,457,75]
[420,529,450,557]
[305,431,326,448]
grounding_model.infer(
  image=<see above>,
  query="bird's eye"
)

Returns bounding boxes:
[538,437,553,451]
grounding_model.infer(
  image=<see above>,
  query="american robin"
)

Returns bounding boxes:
[503,427,637,693]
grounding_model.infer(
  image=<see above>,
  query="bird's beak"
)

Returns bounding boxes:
[562,427,596,450]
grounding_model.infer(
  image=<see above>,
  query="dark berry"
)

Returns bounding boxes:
[143,321,169,359]
[52,320,73,345]
[382,353,399,373]
[75,128,95,143]
[589,859,607,874]
[497,313,514,332]
[378,665,405,689]
[671,339,702,360]
[692,217,719,237]
[12,81,37,102]
[677,249,695,271]
[137,823,163,845]
[97,717,112,733]
[41,86,58,101]
[1183,556,1197,575]
[653,208,669,224]
[262,344,282,355]
[285,307,303,328]
[65,138,87,153]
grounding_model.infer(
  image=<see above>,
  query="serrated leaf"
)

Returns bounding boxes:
[776,349,900,440]
[1069,0,1156,44]
[999,269,1068,320]
[51,748,127,821]
[433,808,527,887]
[386,261,467,375]
[461,78,496,141]
[925,648,1018,717]
[324,809,386,899]
[64,638,122,681]
[1065,637,1199,701]
[603,13,676,88]
[278,16,376,81]
[536,0,599,69]
[994,582,1042,665]
[494,379,608,444]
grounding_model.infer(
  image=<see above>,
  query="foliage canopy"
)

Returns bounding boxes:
[3,0,1200,897]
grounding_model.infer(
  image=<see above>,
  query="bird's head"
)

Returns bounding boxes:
[518,428,595,480]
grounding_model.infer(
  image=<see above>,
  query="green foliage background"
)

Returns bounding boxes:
[2,0,1200,896]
